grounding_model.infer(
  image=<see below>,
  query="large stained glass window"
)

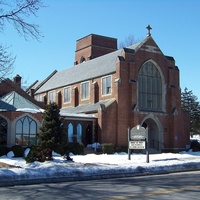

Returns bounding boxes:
[138,61,162,111]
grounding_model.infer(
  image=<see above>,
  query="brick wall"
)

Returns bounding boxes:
[98,36,190,150]
[33,35,190,151]
[75,34,117,64]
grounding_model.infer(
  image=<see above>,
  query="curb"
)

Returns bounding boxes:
[0,162,200,187]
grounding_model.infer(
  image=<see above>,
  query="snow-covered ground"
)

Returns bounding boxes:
[1,136,200,185]
[0,148,200,187]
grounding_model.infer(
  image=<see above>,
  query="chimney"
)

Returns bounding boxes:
[30,88,35,97]
[13,74,22,87]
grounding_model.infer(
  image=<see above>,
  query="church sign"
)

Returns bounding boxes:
[128,125,149,163]
[129,125,146,149]
[129,140,146,149]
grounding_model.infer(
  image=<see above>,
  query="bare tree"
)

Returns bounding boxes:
[118,34,140,49]
[0,44,15,78]
[0,0,43,80]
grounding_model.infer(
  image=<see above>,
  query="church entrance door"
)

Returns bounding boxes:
[142,118,161,152]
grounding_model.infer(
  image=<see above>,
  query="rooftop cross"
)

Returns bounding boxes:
[146,25,152,36]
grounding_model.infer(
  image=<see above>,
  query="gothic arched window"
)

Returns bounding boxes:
[138,61,162,111]
[68,123,73,142]
[80,56,85,63]
[77,123,82,142]
[0,117,7,145]
[15,116,37,146]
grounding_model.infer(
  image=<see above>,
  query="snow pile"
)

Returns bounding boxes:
[0,150,200,184]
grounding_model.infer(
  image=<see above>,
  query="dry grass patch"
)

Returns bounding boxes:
[0,161,21,168]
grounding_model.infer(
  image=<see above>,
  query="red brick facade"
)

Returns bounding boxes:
[75,34,117,64]
[31,33,190,152]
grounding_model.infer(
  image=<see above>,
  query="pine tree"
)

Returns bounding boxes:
[37,102,67,160]
[181,87,200,135]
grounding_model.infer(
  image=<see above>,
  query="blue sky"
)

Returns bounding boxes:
[2,0,200,99]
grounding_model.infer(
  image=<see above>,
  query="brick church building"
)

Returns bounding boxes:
[26,26,190,152]
[0,26,190,152]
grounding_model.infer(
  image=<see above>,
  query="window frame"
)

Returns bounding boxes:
[15,116,37,146]
[49,91,55,103]
[0,117,7,145]
[102,75,112,96]
[138,61,162,112]
[77,123,82,143]
[64,86,71,103]
[81,81,90,100]
[68,123,73,142]
[36,94,42,101]
[80,56,86,63]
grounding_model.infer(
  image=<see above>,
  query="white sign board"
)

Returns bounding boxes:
[129,141,146,149]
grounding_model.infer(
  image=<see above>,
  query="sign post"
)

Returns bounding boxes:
[128,128,131,160]
[128,125,149,163]
[146,129,149,163]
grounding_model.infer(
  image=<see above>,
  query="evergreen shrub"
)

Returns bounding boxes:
[37,102,67,160]
[101,143,115,154]
[11,145,24,157]
[67,142,85,155]
[116,146,128,153]
[25,145,52,163]
[0,145,9,156]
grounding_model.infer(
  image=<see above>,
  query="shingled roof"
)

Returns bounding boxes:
[33,35,174,95]
[34,42,142,94]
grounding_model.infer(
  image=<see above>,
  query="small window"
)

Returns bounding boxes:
[49,91,55,103]
[64,87,71,103]
[77,123,82,142]
[102,76,111,95]
[0,117,7,145]
[37,94,42,101]
[81,82,90,99]
[68,123,73,142]
[80,56,86,63]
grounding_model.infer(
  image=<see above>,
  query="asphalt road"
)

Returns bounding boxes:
[0,171,199,200]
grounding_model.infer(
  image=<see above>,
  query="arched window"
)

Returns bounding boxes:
[0,117,7,145]
[138,61,162,111]
[68,123,73,142]
[86,124,92,144]
[77,123,82,142]
[80,56,85,63]
[15,116,37,146]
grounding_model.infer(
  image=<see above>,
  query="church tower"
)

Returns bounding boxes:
[74,34,117,65]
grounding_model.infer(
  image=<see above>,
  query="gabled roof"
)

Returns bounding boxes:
[35,42,142,94]
[25,80,39,92]
[0,91,43,112]
[0,78,45,109]
[26,70,57,93]
[33,35,174,95]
